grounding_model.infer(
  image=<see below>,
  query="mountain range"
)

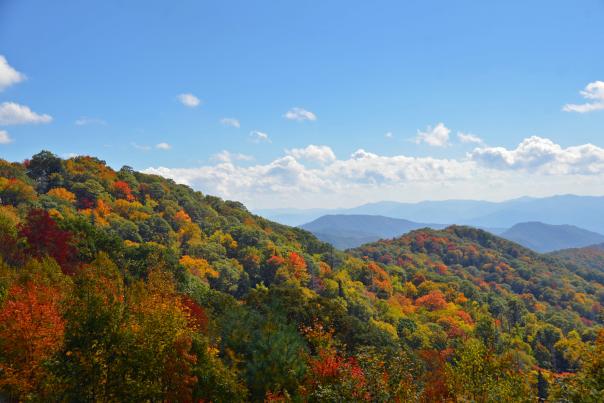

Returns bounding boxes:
[299,214,445,249]
[300,214,604,252]
[500,222,604,253]
[256,194,604,234]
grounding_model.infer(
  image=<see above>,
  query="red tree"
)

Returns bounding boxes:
[112,180,135,201]
[420,349,453,401]
[287,252,309,281]
[415,290,448,311]
[306,348,368,400]
[0,282,65,397]
[181,296,208,332]
[19,209,78,274]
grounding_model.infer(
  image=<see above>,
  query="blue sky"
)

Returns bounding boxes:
[1,0,604,208]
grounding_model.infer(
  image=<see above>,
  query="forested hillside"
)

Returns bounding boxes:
[0,151,602,402]
[551,244,604,274]
[549,245,604,291]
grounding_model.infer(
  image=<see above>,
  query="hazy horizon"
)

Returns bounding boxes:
[253,192,604,213]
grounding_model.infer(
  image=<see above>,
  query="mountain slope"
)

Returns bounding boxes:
[350,226,604,329]
[300,214,444,249]
[500,222,604,253]
[548,243,604,294]
[0,151,602,401]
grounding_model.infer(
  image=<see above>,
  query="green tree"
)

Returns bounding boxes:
[55,253,127,401]
[27,150,64,192]
[446,338,533,402]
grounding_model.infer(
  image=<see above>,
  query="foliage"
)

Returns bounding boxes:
[0,280,65,400]
[0,151,602,401]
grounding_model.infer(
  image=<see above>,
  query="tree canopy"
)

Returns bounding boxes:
[0,151,602,401]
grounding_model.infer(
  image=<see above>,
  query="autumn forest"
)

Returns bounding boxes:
[0,151,601,402]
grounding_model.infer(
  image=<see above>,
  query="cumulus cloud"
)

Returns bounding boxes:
[563,81,604,113]
[75,117,106,126]
[220,118,240,128]
[0,56,25,91]
[177,93,201,108]
[249,130,270,143]
[144,146,474,204]
[286,145,336,164]
[469,136,604,175]
[385,132,393,138]
[0,130,12,144]
[284,107,317,121]
[415,123,450,147]
[457,132,483,144]
[155,142,172,150]
[0,102,52,125]
[144,137,604,208]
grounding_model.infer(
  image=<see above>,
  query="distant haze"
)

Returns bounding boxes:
[298,214,604,253]
[256,194,604,235]
[299,215,445,250]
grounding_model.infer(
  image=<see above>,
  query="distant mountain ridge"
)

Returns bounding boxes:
[299,214,444,249]
[499,222,604,253]
[256,194,604,233]
[299,214,604,253]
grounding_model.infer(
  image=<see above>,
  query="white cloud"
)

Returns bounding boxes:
[250,130,270,143]
[220,118,240,128]
[563,81,604,113]
[385,132,393,138]
[75,117,106,126]
[155,142,172,150]
[0,130,12,144]
[144,137,604,209]
[0,102,52,125]
[415,122,450,147]
[469,136,604,175]
[177,93,201,108]
[0,56,25,91]
[286,145,336,164]
[284,107,317,121]
[457,132,483,144]
[144,146,474,207]
[212,150,253,162]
